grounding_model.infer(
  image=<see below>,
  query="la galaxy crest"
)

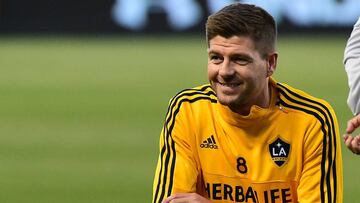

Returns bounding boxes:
[268,137,290,167]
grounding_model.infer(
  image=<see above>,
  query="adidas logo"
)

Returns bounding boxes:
[200,135,218,149]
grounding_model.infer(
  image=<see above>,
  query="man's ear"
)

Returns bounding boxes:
[267,52,278,77]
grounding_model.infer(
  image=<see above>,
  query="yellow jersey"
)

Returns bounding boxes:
[152,78,343,203]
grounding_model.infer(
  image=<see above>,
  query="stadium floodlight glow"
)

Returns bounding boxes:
[111,0,360,31]
[111,0,202,31]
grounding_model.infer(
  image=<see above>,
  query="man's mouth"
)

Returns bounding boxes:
[219,82,240,87]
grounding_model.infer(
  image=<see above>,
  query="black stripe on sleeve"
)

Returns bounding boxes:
[277,84,338,203]
[278,97,328,203]
[153,86,216,203]
[278,83,338,203]
[277,84,337,203]
[153,85,213,203]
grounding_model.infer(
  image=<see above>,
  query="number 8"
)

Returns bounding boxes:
[237,157,248,174]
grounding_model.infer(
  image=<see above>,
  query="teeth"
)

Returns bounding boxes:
[220,83,239,87]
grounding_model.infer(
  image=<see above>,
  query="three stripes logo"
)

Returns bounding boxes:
[200,135,218,149]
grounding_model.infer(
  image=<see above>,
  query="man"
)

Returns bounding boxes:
[343,17,360,155]
[153,3,343,203]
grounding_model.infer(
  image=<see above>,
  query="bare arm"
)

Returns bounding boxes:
[162,193,212,203]
[344,114,360,154]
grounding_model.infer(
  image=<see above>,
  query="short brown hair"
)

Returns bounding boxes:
[206,3,277,58]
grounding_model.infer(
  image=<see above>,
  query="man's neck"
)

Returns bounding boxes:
[230,84,272,116]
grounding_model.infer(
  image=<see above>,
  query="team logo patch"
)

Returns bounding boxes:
[269,137,290,167]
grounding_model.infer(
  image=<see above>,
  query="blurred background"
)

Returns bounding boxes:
[0,0,359,202]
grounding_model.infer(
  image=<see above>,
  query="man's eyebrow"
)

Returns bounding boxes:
[208,50,220,54]
[231,53,251,59]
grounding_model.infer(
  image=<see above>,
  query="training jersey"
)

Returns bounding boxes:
[152,78,343,203]
[344,17,360,115]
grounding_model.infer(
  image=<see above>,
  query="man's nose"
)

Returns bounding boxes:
[219,60,235,77]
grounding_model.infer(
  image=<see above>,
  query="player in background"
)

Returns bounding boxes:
[343,17,360,155]
[153,3,343,203]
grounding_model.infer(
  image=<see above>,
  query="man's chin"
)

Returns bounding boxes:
[217,95,237,107]
[216,84,241,95]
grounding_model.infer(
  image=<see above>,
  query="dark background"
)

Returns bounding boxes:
[0,0,357,34]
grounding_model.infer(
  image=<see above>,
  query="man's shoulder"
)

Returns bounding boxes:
[165,84,218,120]
[275,81,336,116]
[168,84,217,105]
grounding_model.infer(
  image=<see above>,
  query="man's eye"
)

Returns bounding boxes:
[234,57,250,65]
[210,55,222,62]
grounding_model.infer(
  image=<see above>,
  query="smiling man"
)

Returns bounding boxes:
[152,3,343,203]
[207,35,275,116]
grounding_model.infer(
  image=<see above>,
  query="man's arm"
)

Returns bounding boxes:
[152,96,201,203]
[162,193,211,203]
[344,114,360,154]
[344,17,360,154]
[345,17,360,115]
[297,107,343,202]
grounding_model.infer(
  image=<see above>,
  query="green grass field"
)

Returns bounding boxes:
[0,35,358,202]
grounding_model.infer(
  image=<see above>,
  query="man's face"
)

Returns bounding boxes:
[207,35,277,113]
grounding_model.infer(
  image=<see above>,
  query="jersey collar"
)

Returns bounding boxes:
[216,78,279,127]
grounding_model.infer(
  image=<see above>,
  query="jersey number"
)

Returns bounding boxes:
[236,157,248,174]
